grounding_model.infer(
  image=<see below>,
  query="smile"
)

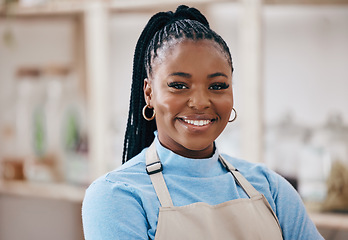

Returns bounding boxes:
[183,119,211,126]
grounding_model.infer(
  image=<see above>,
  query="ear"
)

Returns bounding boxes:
[143,78,153,107]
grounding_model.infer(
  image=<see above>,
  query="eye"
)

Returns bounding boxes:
[209,82,230,90]
[167,82,188,90]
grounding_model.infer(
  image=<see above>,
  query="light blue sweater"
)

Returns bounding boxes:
[82,136,323,239]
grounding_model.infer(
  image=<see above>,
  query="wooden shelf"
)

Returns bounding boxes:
[0,1,84,17]
[309,211,348,230]
[0,180,86,203]
[306,202,348,230]
[265,0,348,5]
[1,0,346,17]
[0,0,233,17]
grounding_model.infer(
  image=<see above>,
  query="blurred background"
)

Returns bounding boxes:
[0,0,347,239]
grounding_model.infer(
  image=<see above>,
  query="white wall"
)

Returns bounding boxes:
[264,6,348,126]
[0,17,74,105]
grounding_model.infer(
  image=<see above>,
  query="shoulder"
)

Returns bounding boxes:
[82,149,150,228]
[221,154,281,189]
[82,149,156,239]
[82,148,153,213]
[220,154,294,212]
[85,148,150,196]
[221,155,323,239]
[106,149,148,183]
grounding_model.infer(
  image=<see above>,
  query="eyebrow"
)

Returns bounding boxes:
[169,72,191,78]
[169,72,228,79]
[208,72,228,78]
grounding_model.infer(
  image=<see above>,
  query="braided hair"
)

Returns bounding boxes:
[122,5,233,163]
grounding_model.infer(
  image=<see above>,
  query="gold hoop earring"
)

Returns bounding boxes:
[228,108,237,122]
[142,105,156,121]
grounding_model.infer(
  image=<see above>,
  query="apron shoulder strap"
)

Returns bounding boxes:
[219,155,260,198]
[146,142,174,208]
[220,155,283,233]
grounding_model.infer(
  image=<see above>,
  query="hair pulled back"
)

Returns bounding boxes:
[122,5,233,163]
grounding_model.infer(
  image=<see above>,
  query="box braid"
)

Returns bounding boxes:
[122,5,233,163]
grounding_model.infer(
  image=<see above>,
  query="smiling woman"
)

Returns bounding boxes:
[82,5,323,240]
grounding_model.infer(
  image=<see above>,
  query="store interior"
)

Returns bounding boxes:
[0,0,348,239]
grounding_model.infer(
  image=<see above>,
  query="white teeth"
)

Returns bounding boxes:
[184,119,211,126]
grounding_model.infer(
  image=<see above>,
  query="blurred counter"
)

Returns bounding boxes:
[0,179,85,202]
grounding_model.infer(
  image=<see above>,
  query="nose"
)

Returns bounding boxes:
[188,89,211,110]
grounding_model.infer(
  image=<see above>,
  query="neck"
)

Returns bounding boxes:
[158,138,215,159]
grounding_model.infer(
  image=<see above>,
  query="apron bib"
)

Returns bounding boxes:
[146,142,283,240]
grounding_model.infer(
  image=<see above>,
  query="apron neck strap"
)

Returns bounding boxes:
[218,155,260,198]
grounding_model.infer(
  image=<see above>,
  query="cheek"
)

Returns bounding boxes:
[153,93,186,118]
[215,96,233,118]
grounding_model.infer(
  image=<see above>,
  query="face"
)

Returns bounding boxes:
[144,40,233,158]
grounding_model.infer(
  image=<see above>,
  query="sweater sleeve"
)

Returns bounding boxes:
[269,171,324,240]
[82,177,149,240]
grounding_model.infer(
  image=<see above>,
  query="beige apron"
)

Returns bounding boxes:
[146,142,284,240]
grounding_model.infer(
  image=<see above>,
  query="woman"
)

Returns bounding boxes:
[82,5,323,239]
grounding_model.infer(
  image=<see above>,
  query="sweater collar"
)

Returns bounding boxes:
[154,135,225,178]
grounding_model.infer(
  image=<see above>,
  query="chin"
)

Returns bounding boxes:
[181,141,213,152]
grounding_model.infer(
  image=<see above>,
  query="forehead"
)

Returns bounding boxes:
[157,38,225,57]
[150,40,232,81]
[152,39,231,73]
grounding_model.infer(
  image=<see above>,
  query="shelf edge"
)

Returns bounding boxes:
[0,180,86,203]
